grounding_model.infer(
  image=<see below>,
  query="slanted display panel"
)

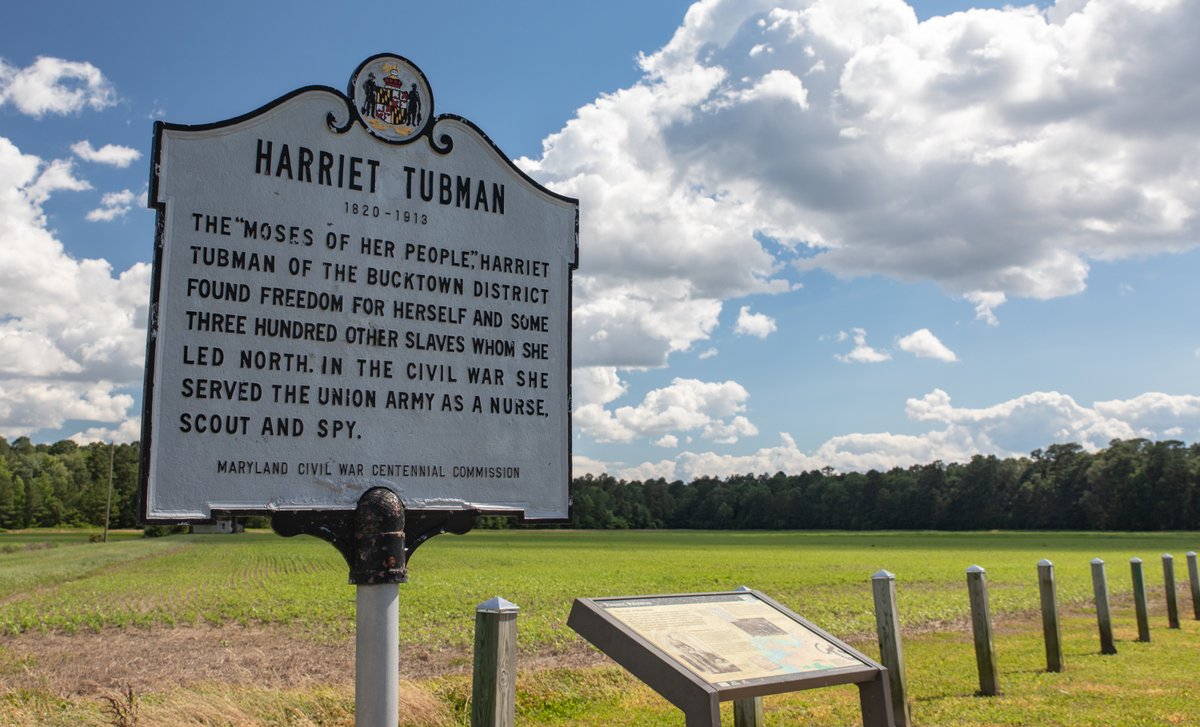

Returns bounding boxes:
[569,590,892,726]
[597,592,867,688]
[142,56,577,522]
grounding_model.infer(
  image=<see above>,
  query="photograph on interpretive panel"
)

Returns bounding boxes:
[599,593,863,688]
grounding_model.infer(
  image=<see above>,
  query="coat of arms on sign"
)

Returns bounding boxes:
[349,54,433,143]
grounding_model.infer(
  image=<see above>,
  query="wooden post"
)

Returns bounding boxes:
[966,565,1000,696]
[472,597,519,727]
[1091,558,1117,655]
[1037,559,1063,672]
[1188,551,1200,621]
[1130,558,1151,642]
[1162,554,1180,629]
[872,570,911,726]
[732,697,764,727]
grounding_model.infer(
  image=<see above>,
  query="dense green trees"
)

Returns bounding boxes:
[564,440,1199,531]
[0,437,1195,531]
[0,438,140,530]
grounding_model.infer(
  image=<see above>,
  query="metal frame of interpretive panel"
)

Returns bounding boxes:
[568,590,894,727]
[140,53,578,524]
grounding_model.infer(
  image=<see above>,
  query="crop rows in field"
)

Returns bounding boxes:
[0,535,352,636]
[1,530,1196,649]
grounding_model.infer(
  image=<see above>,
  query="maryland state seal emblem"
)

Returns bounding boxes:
[349,54,433,143]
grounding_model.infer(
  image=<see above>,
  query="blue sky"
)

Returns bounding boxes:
[2,0,1197,481]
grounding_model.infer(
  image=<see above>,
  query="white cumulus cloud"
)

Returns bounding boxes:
[521,0,1200,361]
[71,141,141,168]
[734,305,777,338]
[836,327,890,363]
[965,291,1006,326]
[575,376,756,444]
[572,454,610,478]
[0,136,148,441]
[85,188,138,222]
[897,328,958,362]
[0,56,116,117]
[573,366,628,407]
[24,158,90,205]
[1092,392,1200,438]
[600,388,1200,481]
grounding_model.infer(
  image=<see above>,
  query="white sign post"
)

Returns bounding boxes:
[140,54,577,723]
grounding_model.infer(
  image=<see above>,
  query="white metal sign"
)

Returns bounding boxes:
[141,54,577,522]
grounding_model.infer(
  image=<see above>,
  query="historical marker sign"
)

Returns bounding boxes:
[594,592,865,687]
[141,54,578,522]
[568,590,894,726]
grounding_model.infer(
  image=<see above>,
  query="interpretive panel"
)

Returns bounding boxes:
[598,592,864,687]
[141,54,578,522]
[569,590,893,726]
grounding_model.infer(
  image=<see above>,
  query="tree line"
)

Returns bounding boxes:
[559,440,1199,531]
[0,437,140,530]
[1,437,1196,531]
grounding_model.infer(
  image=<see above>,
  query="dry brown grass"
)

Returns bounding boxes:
[2,624,354,696]
[0,622,608,725]
[1,622,606,698]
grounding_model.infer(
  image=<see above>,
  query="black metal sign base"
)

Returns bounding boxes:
[270,488,477,584]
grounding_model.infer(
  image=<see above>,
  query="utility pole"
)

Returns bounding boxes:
[103,441,114,543]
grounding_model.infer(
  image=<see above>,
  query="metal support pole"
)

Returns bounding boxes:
[357,583,399,726]
[472,597,520,727]
[966,565,1000,696]
[872,569,910,726]
[684,697,721,727]
[1037,560,1063,672]
[270,494,478,727]
[732,697,764,727]
[1188,551,1200,621]
[1091,558,1117,655]
[1130,558,1150,642]
[1163,554,1180,629]
[350,488,407,727]
[858,670,897,727]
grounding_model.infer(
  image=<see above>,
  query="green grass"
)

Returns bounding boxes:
[1,528,1198,725]
[0,531,349,636]
[432,611,1200,726]
[3,529,1195,646]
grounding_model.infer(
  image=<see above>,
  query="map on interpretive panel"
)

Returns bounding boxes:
[599,593,863,688]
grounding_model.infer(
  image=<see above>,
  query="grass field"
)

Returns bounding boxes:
[1,528,1198,725]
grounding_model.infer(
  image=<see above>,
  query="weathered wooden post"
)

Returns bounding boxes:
[966,565,1000,696]
[472,597,520,727]
[872,570,911,726]
[1037,560,1063,672]
[1090,558,1117,655]
[1162,554,1180,629]
[1130,557,1151,642]
[1188,551,1200,621]
[732,696,764,727]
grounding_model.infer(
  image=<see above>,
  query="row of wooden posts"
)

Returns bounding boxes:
[467,552,1199,727]
[872,551,1200,727]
